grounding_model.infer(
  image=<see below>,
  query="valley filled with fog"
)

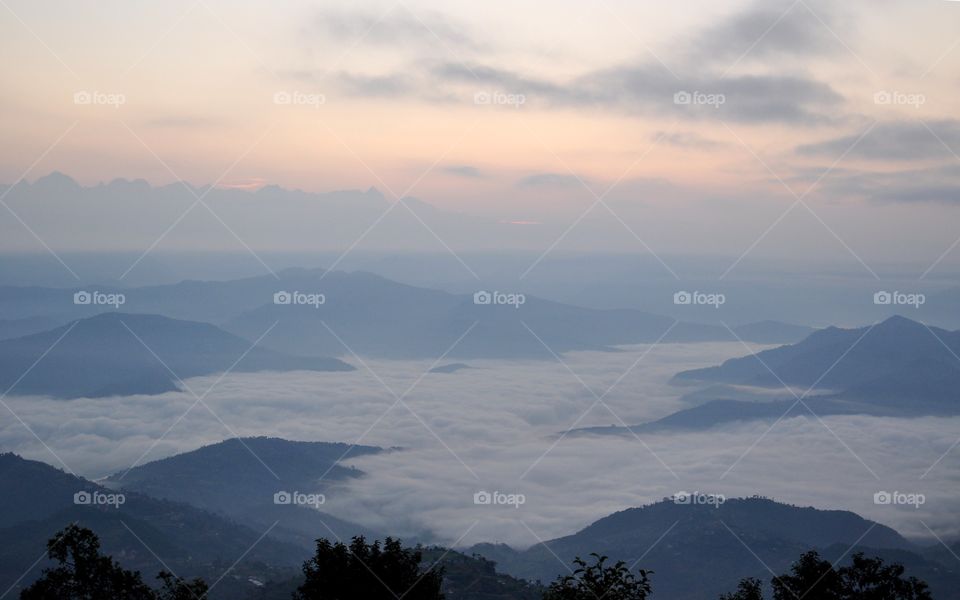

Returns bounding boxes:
[4,340,955,547]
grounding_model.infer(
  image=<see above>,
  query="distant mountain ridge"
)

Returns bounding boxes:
[673,315,960,412]
[0,312,352,398]
[0,267,814,362]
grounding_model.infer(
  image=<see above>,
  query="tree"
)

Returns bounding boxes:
[294,536,444,600]
[720,578,763,600]
[720,550,932,600]
[20,524,208,600]
[543,553,652,600]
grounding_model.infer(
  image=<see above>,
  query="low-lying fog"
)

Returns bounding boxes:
[3,341,957,547]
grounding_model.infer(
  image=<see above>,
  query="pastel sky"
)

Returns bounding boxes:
[2,0,960,266]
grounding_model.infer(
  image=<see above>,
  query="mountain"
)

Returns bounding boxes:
[469,497,957,600]
[0,452,307,599]
[673,315,960,414]
[0,313,353,398]
[105,437,384,548]
[0,268,811,361]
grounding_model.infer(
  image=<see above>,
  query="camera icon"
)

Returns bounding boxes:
[274,291,292,305]
[673,91,692,105]
[873,91,892,105]
[673,491,691,504]
[873,291,892,305]
[474,91,491,105]
[473,491,492,505]
[273,91,292,105]
[474,291,492,305]
[274,491,292,505]
[673,291,692,305]
[74,291,92,305]
[74,491,92,505]
[73,91,92,105]
[873,491,892,505]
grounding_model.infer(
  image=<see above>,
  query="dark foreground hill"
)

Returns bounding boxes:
[469,497,959,600]
[106,437,385,548]
[0,452,307,599]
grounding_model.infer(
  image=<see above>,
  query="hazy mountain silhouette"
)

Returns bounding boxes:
[0,313,353,398]
[106,437,384,548]
[0,268,812,360]
[673,315,960,413]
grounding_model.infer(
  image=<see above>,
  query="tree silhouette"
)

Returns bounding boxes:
[543,553,652,600]
[720,550,931,600]
[20,524,208,600]
[294,536,444,600]
[720,578,763,600]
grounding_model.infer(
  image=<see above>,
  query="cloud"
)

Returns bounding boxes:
[797,120,960,161]
[655,130,725,150]
[309,8,481,52]
[517,173,586,188]
[688,0,842,65]
[3,343,958,547]
[809,163,960,204]
[441,165,485,178]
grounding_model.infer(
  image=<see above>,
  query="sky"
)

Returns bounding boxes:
[2,0,960,268]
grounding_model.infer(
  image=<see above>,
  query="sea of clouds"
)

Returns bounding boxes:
[2,341,957,548]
